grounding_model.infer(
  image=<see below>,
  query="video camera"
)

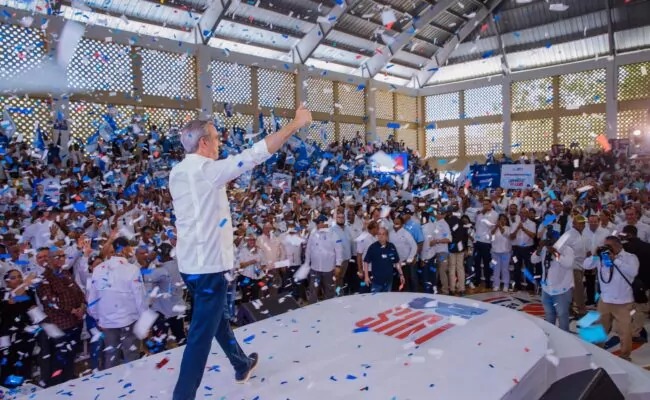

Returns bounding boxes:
[596,245,614,268]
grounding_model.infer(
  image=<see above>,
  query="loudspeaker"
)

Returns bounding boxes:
[237,295,300,326]
[539,368,624,400]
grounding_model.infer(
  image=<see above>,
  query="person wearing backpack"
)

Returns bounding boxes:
[583,236,640,361]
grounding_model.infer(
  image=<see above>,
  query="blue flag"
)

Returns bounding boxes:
[1,108,16,139]
[33,123,45,151]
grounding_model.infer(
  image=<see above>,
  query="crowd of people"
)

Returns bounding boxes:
[0,105,649,391]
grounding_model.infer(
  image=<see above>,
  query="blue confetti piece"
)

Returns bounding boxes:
[426,122,436,129]
[578,325,608,344]
[428,67,439,72]
[353,327,369,333]
[577,311,600,328]
[542,214,556,227]
[387,122,400,129]
[346,374,357,380]
[482,50,494,58]
[356,84,365,91]
[335,0,344,4]
[219,218,228,227]
[545,41,552,49]
[513,31,521,38]
[548,190,557,200]
[522,268,535,283]
[284,63,290,70]
[12,295,30,303]
[595,292,600,303]
[330,375,338,381]
[243,334,255,343]
[237,161,244,167]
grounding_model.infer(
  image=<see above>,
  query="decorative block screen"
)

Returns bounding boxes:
[0,96,51,143]
[511,77,553,113]
[376,127,394,142]
[140,49,197,99]
[337,83,365,117]
[425,92,459,122]
[68,39,132,92]
[397,128,418,151]
[618,62,650,101]
[260,115,291,133]
[214,112,254,132]
[0,24,45,80]
[70,102,133,141]
[210,61,252,105]
[306,78,334,114]
[512,119,554,154]
[617,110,648,139]
[396,94,418,122]
[375,90,394,120]
[306,121,335,147]
[141,107,197,132]
[258,69,295,109]
[559,69,606,109]
[464,85,502,118]
[425,127,459,158]
[465,123,503,156]
[339,123,365,142]
[558,113,606,149]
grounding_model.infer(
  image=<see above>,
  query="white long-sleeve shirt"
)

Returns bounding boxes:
[391,228,417,264]
[306,229,343,272]
[531,246,575,296]
[583,251,639,304]
[474,210,498,243]
[491,226,512,253]
[331,224,354,261]
[583,227,609,255]
[431,219,452,254]
[236,245,265,280]
[87,256,148,329]
[563,228,587,269]
[421,222,436,261]
[169,140,271,274]
[356,232,377,271]
[281,233,303,266]
[512,219,536,248]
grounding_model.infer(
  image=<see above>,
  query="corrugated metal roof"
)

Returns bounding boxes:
[506,34,609,71]
[305,58,363,75]
[615,25,650,52]
[226,3,315,35]
[215,20,300,51]
[208,37,292,62]
[312,44,366,67]
[427,54,503,84]
[392,50,431,69]
[381,63,417,79]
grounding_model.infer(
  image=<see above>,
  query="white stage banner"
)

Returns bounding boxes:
[500,164,535,189]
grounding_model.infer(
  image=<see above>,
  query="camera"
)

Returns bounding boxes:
[596,245,613,257]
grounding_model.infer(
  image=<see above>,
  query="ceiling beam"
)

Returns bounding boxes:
[194,0,231,45]
[488,11,509,74]
[360,0,458,78]
[605,0,616,56]
[411,0,504,88]
[292,0,353,64]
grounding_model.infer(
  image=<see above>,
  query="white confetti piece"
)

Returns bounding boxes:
[549,3,569,11]
[172,305,187,313]
[641,66,648,76]
[403,341,416,350]
[0,336,10,349]
[545,354,560,367]
[28,307,47,324]
[133,309,159,339]
[428,348,444,359]
[577,185,593,193]
[42,323,65,339]
[294,263,311,281]
[449,316,468,326]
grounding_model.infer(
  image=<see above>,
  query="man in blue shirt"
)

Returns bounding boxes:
[402,205,424,291]
[363,227,405,293]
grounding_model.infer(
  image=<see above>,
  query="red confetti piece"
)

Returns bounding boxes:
[480,23,489,32]
[513,378,519,384]
[156,357,169,369]
[524,347,530,352]
[51,369,62,378]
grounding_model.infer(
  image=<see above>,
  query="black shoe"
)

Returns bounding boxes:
[633,335,648,344]
[235,353,259,384]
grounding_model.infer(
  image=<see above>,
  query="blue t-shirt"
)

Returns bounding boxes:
[364,242,400,285]
[404,219,424,244]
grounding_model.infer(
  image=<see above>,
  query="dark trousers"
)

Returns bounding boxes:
[585,270,597,305]
[0,333,35,387]
[43,326,81,387]
[398,262,417,292]
[344,259,360,294]
[474,242,493,286]
[422,258,436,294]
[173,272,251,400]
[150,313,188,353]
[512,245,534,290]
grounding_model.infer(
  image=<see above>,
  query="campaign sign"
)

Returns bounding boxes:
[470,164,501,188]
[370,152,409,175]
[500,164,535,189]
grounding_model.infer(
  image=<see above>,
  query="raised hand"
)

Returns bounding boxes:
[293,103,312,129]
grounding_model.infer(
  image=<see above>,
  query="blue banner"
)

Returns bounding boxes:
[470,164,501,189]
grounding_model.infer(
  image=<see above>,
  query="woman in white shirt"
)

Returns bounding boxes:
[491,214,513,291]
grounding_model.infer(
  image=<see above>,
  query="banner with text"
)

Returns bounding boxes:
[500,164,535,189]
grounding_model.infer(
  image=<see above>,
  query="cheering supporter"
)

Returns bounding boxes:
[363,227,404,292]
[565,215,589,317]
[87,237,148,369]
[0,105,649,391]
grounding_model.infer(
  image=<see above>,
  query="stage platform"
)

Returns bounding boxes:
[10,293,650,399]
